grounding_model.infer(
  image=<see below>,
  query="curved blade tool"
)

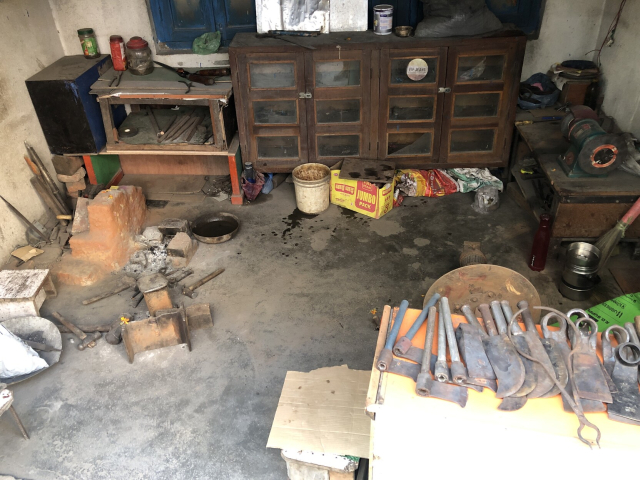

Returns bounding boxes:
[479,303,525,398]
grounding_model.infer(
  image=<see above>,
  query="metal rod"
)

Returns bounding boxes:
[0,195,48,242]
[435,301,449,383]
[146,107,161,135]
[440,297,461,362]
[501,300,523,333]
[490,300,509,335]
[461,304,488,338]
[420,306,437,375]
[25,142,70,215]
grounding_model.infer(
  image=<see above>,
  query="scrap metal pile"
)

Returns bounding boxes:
[377,295,640,447]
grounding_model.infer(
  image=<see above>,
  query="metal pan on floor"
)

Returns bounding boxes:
[191,212,240,244]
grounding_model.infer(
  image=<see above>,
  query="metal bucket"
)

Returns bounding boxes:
[292,163,330,214]
[373,4,393,35]
[565,242,600,272]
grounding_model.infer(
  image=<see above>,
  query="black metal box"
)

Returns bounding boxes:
[26,55,125,155]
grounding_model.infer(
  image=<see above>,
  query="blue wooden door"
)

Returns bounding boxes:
[150,0,256,49]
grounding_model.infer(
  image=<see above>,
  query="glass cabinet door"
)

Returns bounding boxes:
[239,52,308,170]
[306,50,372,163]
[440,44,516,165]
[379,48,447,164]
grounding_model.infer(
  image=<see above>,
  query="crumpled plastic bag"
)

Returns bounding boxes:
[0,324,48,378]
[192,32,221,55]
[394,169,458,205]
[242,171,265,201]
[447,168,503,193]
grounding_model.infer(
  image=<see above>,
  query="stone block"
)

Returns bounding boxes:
[52,155,84,176]
[167,232,197,268]
[52,255,107,286]
[142,226,163,244]
[71,198,90,235]
[158,218,190,236]
[57,167,86,183]
[65,177,86,193]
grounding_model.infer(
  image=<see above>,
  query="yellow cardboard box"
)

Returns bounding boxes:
[329,163,395,219]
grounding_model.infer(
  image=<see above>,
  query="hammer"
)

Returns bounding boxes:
[181,268,225,298]
[52,312,101,350]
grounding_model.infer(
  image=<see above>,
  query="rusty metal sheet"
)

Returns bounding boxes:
[122,305,191,363]
[424,265,541,321]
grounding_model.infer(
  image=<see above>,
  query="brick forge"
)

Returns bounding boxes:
[54,186,146,286]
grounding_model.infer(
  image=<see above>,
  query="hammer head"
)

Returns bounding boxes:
[182,286,197,299]
[78,331,102,351]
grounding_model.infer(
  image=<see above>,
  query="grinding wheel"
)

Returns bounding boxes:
[577,134,625,175]
[424,265,541,321]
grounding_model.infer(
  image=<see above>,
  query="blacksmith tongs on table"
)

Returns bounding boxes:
[512,306,602,448]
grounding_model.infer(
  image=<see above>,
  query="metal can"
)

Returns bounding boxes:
[373,5,393,35]
[77,28,100,59]
[109,35,127,71]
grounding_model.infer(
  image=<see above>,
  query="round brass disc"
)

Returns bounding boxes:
[424,265,541,321]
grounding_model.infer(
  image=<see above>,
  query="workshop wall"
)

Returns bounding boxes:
[0,1,65,260]
[596,0,640,136]
[48,0,229,68]
[520,0,605,79]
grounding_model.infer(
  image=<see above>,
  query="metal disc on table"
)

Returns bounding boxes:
[578,134,625,175]
[119,126,139,137]
[424,265,541,321]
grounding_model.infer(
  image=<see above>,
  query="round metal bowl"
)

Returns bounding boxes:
[192,212,240,244]
[1,316,62,385]
[394,26,413,37]
[559,277,599,301]
[566,242,600,269]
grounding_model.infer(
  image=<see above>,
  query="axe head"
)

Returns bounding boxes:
[393,336,413,356]
[377,348,393,372]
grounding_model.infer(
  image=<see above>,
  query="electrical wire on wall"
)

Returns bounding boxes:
[586,0,628,66]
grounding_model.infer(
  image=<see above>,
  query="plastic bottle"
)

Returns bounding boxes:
[244,162,256,184]
[528,213,552,271]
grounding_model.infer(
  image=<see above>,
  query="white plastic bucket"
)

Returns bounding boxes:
[292,163,330,214]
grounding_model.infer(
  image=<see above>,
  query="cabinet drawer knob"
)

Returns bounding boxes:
[298,92,312,99]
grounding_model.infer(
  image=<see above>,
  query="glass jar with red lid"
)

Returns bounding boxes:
[125,37,153,75]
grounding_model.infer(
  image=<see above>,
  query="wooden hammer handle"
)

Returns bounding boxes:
[52,312,86,339]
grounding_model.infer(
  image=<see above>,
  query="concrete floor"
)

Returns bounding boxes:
[0,182,629,479]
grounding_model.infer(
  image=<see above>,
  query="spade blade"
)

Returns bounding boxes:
[456,324,497,392]
[482,334,525,398]
[538,338,569,398]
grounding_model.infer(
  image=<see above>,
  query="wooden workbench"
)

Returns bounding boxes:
[90,68,244,205]
[510,120,640,241]
[366,306,640,479]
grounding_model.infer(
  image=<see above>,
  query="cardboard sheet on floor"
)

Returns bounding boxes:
[367,306,640,478]
[11,246,44,262]
[267,365,370,458]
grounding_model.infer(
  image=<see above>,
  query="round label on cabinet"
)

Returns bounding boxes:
[406,59,428,81]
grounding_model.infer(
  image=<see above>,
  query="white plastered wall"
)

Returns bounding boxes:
[0,1,65,260]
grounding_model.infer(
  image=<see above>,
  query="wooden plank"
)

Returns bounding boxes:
[99,99,118,145]
[516,121,568,155]
[610,267,640,294]
[339,158,396,183]
[118,154,230,176]
[209,100,226,149]
[365,305,391,419]
[539,154,640,197]
[106,143,226,155]
[552,202,640,239]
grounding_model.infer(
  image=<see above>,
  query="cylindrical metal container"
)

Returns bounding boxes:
[373,5,394,35]
[109,35,127,71]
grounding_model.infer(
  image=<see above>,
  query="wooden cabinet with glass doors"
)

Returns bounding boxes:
[230,31,526,172]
